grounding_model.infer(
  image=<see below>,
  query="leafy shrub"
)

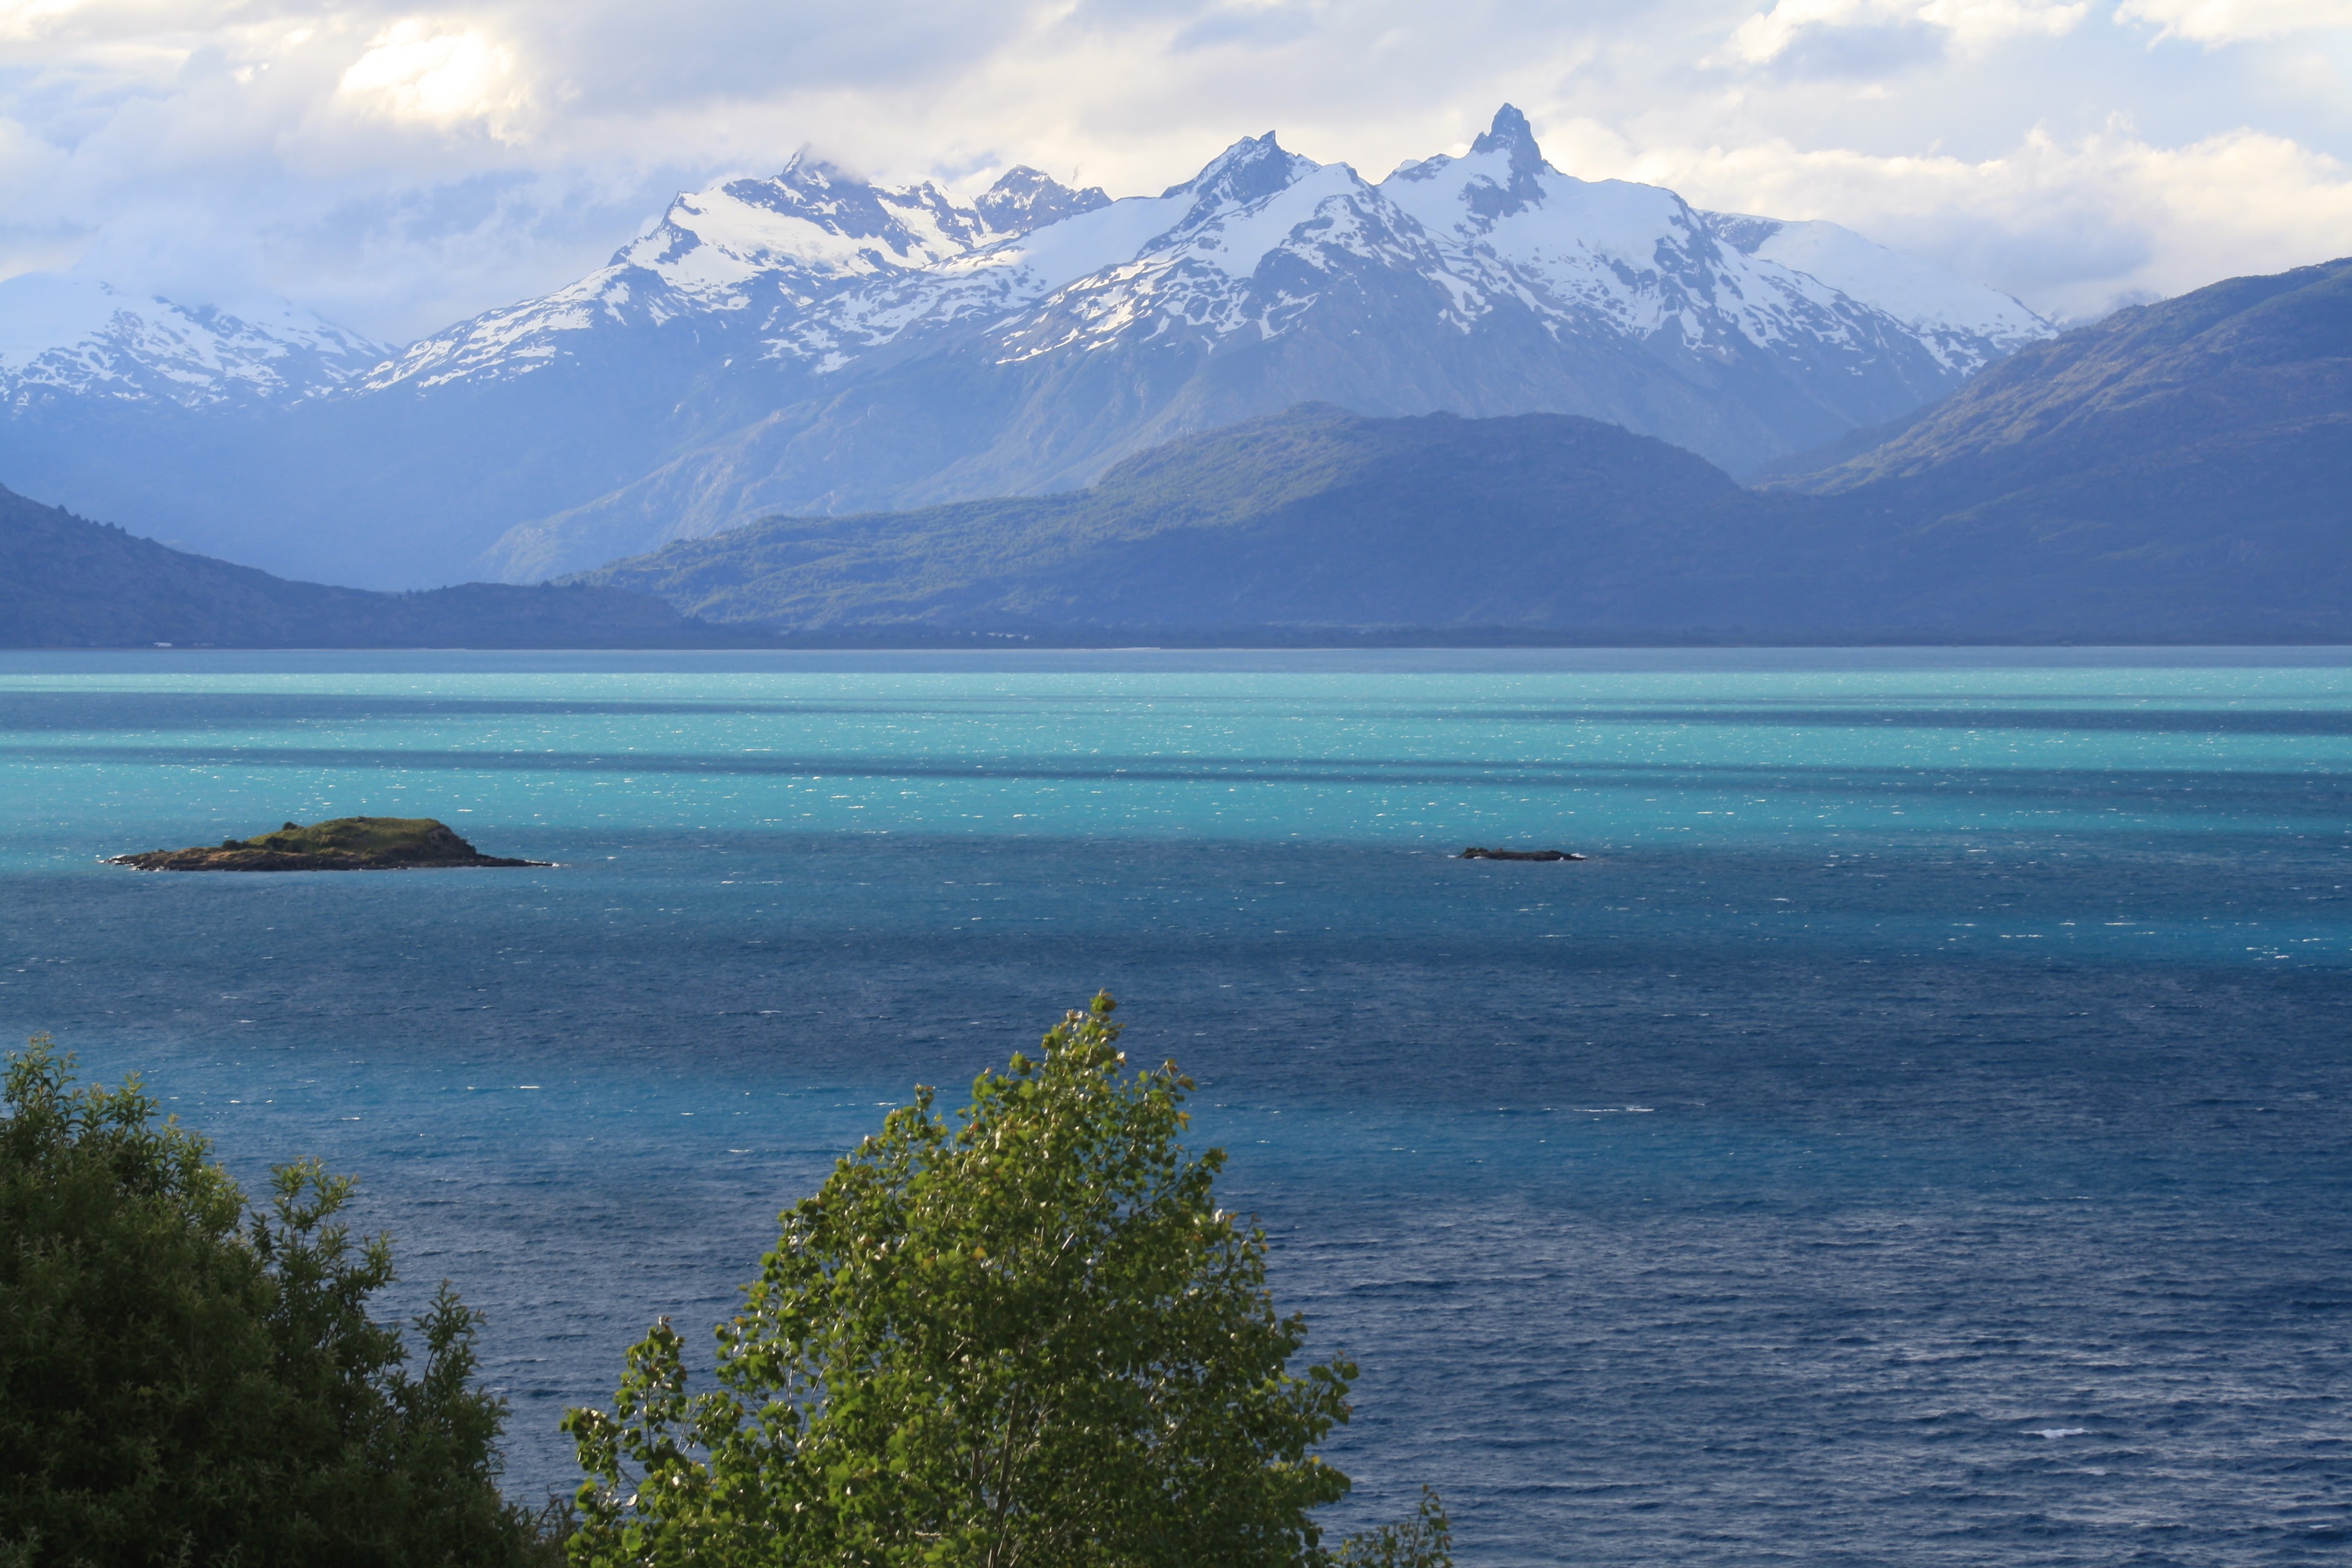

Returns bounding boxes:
[0,1036,545,1568]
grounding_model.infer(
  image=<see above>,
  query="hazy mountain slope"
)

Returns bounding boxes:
[0,348,736,590]
[498,109,2048,580]
[564,406,1846,635]
[1764,258,2352,636]
[0,485,728,648]
[1785,257,2352,492]
[1702,214,2047,370]
[568,390,2352,642]
[0,276,430,583]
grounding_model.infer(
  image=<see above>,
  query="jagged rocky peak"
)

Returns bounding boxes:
[1161,132,1319,211]
[976,167,1112,237]
[1705,214,1788,256]
[1467,103,1552,189]
[1387,103,1560,221]
[717,151,984,250]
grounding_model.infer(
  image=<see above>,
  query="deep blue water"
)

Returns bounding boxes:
[2,648,2348,1565]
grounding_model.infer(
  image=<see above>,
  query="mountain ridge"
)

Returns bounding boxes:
[0,485,746,648]
[362,155,1112,397]
[485,109,2049,581]
[560,404,1826,635]
[1775,256,2352,494]
[0,107,2050,590]
[0,273,390,410]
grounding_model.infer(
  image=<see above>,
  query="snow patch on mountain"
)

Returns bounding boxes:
[330,108,2047,411]
[1184,158,1367,279]
[788,187,1204,367]
[783,137,1449,367]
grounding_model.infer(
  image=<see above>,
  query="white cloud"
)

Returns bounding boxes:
[2115,0,2352,44]
[337,19,529,137]
[1616,120,2352,319]
[1724,0,2089,64]
[0,0,87,44]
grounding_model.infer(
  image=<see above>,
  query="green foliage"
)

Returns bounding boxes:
[248,818,449,851]
[240,815,453,855]
[566,995,1446,1568]
[0,1035,545,1568]
[1327,1490,1450,1568]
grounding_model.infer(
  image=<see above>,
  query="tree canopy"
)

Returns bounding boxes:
[0,1036,545,1568]
[566,993,1444,1568]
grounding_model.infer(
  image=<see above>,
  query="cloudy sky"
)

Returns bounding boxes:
[4,0,2350,343]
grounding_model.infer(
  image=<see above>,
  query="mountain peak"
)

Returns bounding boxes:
[976,166,1112,237]
[1162,132,1315,208]
[775,148,866,192]
[648,152,990,264]
[1468,103,1549,188]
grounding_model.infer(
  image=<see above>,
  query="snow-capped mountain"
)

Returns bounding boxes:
[0,160,1111,586]
[1383,111,2049,371]
[483,108,2051,580]
[0,107,2051,591]
[0,273,388,410]
[775,111,2043,385]
[367,156,1109,393]
[1700,211,2051,372]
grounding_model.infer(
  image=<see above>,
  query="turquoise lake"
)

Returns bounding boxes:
[2,648,2347,1564]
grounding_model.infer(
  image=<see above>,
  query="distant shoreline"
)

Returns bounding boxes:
[14,632,2352,651]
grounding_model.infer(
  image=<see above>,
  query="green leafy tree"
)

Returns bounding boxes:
[0,1035,547,1568]
[565,993,1448,1568]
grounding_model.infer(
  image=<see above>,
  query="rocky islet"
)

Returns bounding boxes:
[111,816,545,871]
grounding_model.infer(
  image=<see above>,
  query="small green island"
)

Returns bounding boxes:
[109,816,547,872]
